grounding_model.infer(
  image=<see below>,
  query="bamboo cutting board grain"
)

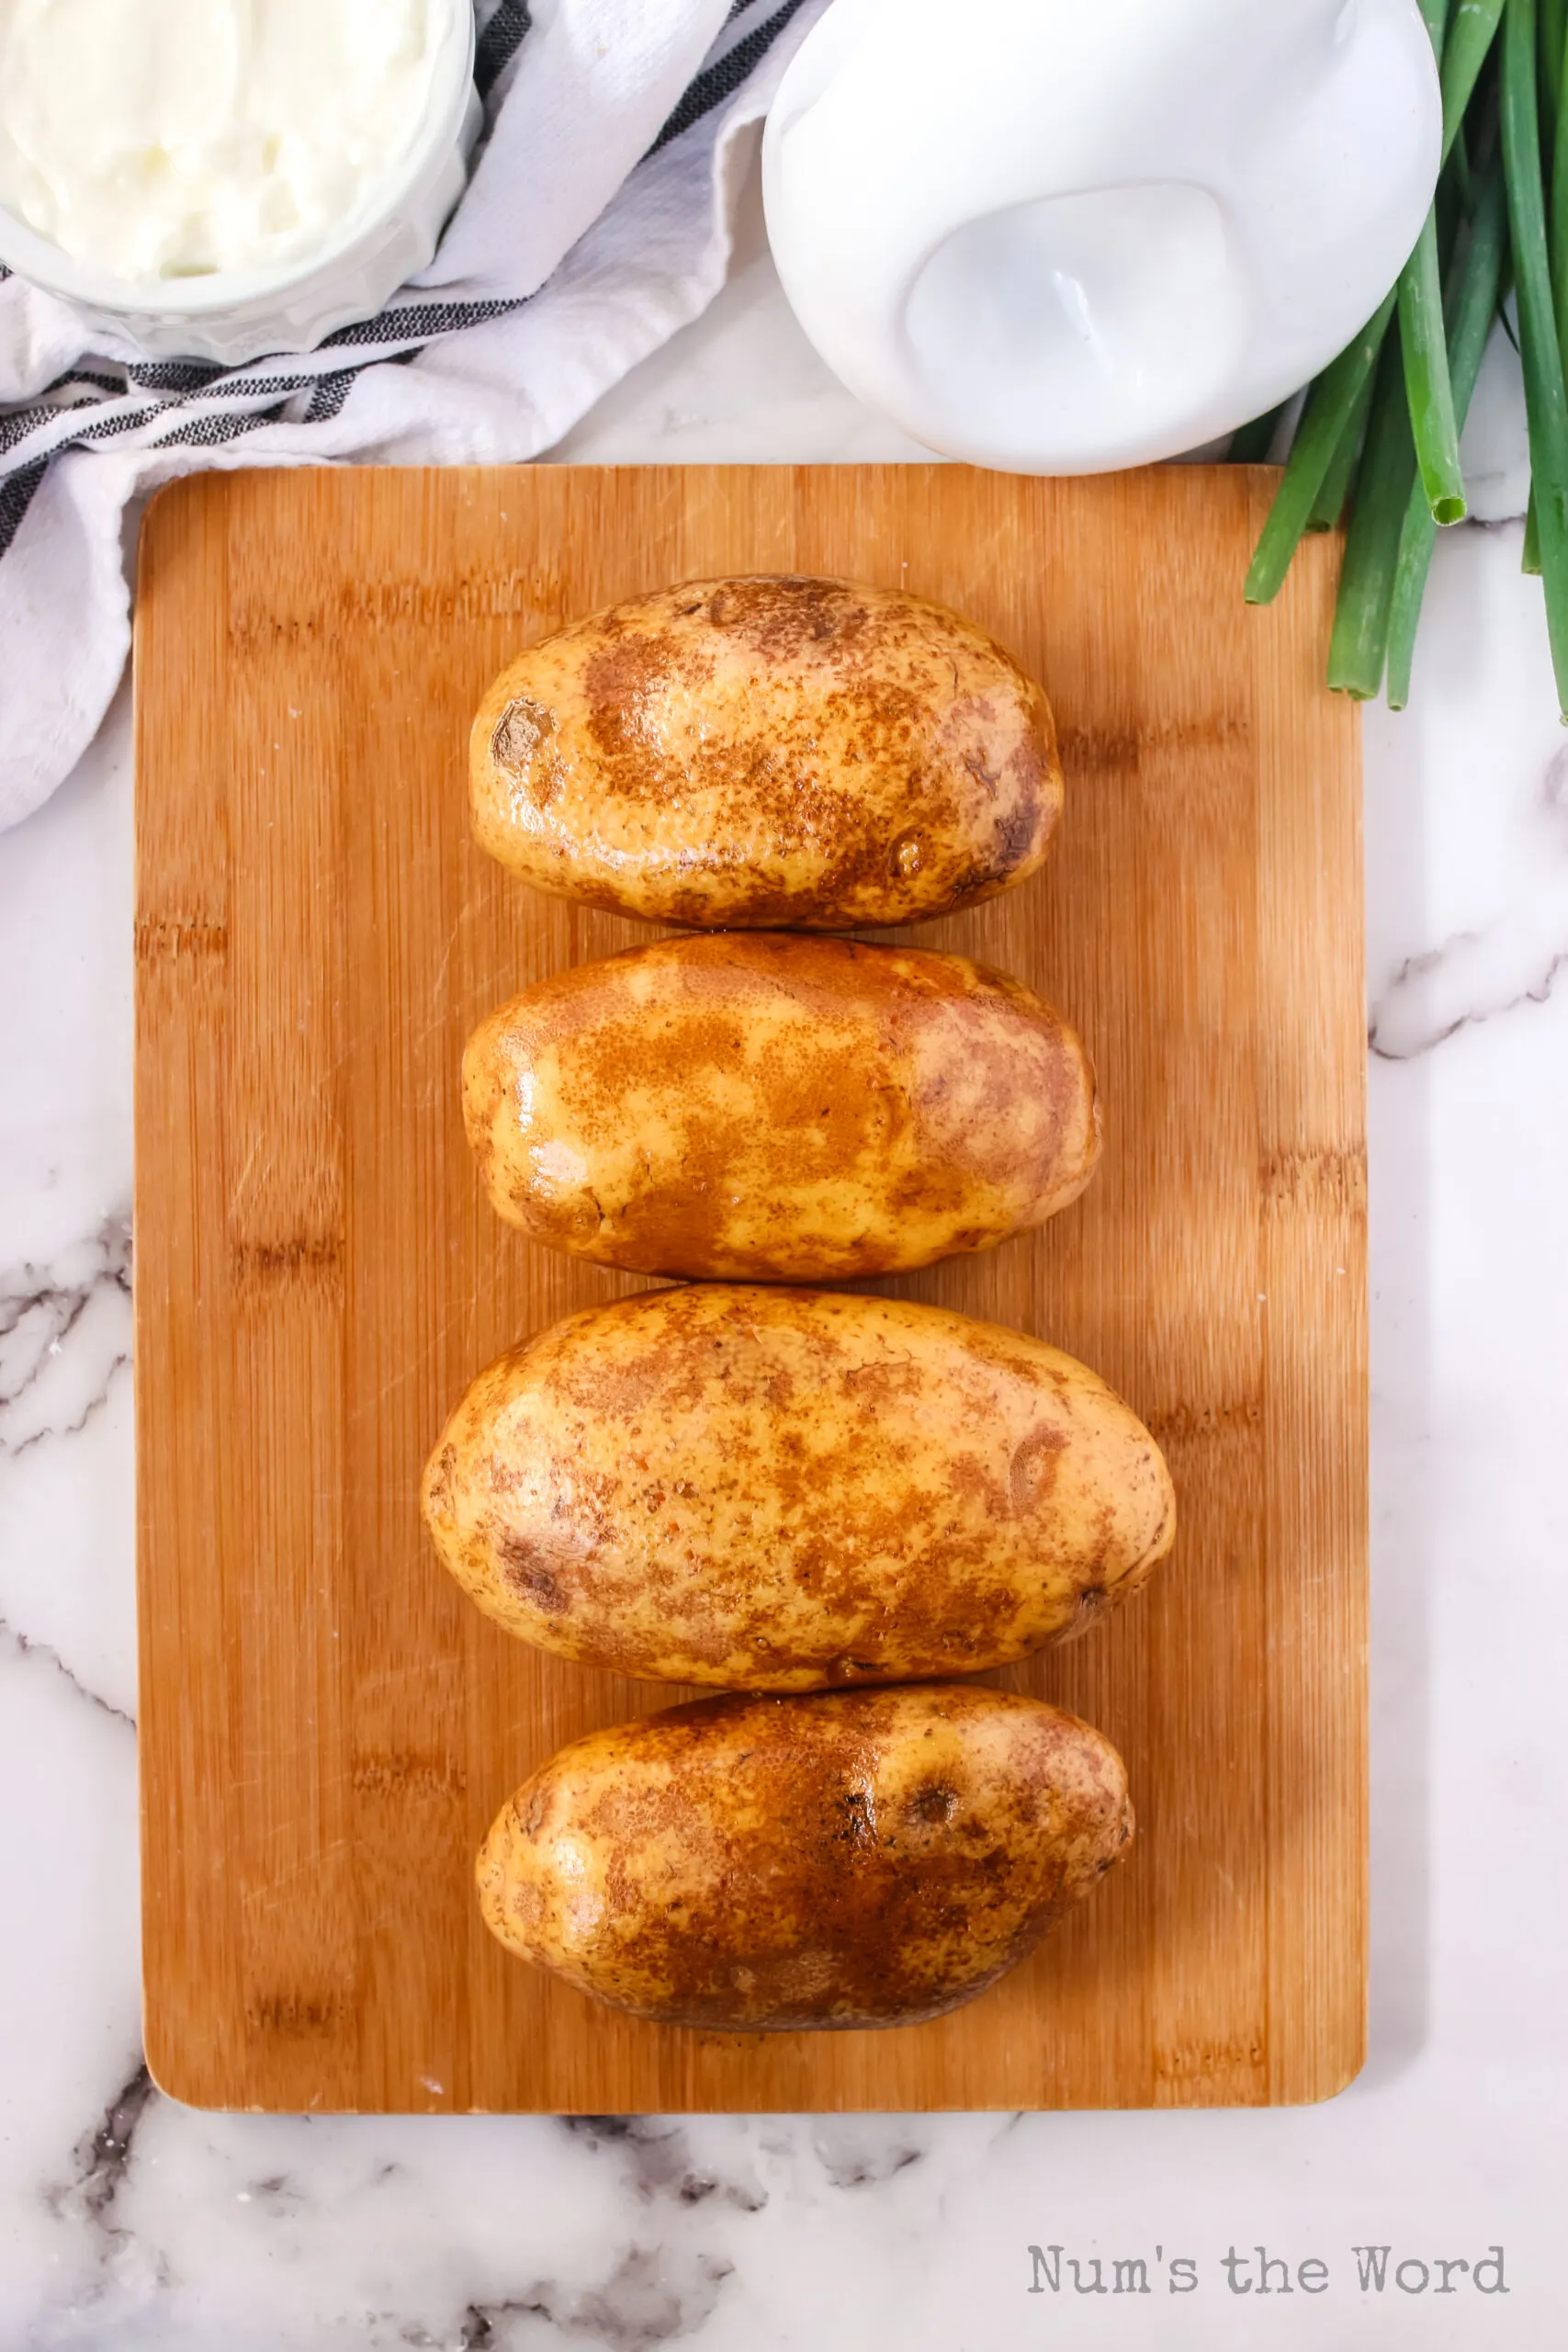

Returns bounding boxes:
[134,465,1367,2113]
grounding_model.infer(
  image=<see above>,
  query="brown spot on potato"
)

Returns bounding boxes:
[491,696,555,774]
[423,1442,457,1523]
[991,794,1043,874]
[1010,1426,1068,1513]
[909,1784,960,1826]
[498,1535,569,1616]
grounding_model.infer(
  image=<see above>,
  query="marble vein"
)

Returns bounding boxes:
[0,1204,137,1721]
[0,1209,131,1458]
[560,2118,768,2212]
[48,2064,155,2239]
[459,2247,735,2351]
[1369,739,1568,1058]
[0,1613,135,1728]
[1370,935,1568,1059]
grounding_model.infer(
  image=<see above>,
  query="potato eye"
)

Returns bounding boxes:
[909,1783,959,1826]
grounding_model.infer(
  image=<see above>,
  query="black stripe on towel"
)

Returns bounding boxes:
[150,401,292,451]
[476,1,533,99]
[0,458,47,558]
[647,0,810,156]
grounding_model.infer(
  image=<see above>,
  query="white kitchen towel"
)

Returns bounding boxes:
[0,0,827,832]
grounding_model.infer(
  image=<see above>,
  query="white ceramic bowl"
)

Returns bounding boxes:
[763,0,1441,473]
[0,3,479,366]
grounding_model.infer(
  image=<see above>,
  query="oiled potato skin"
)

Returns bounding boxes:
[478,1686,1133,2030]
[462,933,1100,1281]
[469,575,1062,929]
[423,1285,1175,1690]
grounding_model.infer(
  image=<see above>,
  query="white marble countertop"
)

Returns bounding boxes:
[3,179,1566,2350]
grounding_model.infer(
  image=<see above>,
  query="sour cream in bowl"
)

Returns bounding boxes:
[0,0,478,362]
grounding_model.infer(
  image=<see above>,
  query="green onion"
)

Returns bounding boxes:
[1502,0,1568,715]
[1244,293,1398,604]
[1307,368,1376,531]
[1326,325,1420,696]
[1521,1,1566,573]
[1445,0,1508,145]
[1400,209,1469,519]
[1387,163,1511,707]
[1550,10,1568,365]
[1228,406,1288,464]
[1420,0,1458,74]
[1543,0,1566,107]
[1398,4,1468,522]
[1522,5,1568,574]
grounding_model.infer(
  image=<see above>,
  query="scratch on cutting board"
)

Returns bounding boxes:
[248,1840,353,1910]
[428,912,461,1010]
[229,1132,265,1211]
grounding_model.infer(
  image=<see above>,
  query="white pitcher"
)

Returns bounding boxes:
[762,0,1442,471]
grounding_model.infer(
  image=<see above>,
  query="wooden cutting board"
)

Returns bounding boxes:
[134,464,1366,2114]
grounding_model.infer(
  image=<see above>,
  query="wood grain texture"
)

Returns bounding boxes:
[134,464,1367,2114]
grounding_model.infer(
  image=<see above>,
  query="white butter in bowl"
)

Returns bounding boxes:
[0,0,478,363]
[762,0,1443,473]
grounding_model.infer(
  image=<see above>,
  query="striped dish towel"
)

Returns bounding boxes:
[0,0,827,831]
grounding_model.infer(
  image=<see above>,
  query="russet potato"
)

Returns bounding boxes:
[469,574,1062,928]
[461,933,1100,1282]
[476,1684,1134,2030]
[422,1284,1175,1690]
